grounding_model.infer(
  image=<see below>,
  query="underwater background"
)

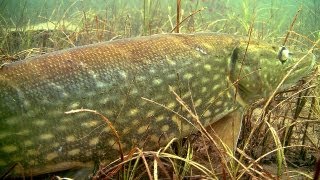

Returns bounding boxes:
[0,0,319,55]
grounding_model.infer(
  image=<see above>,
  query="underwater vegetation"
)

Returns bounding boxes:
[0,0,319,179]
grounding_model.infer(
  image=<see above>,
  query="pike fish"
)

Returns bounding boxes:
[0,33,316,176]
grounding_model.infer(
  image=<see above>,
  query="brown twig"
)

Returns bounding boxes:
[137,148,153,179]
[171,7,206,33]
[282,8,302,46]
[175,0,181,33]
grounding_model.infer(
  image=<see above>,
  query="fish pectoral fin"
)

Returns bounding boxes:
[205,110,242,153]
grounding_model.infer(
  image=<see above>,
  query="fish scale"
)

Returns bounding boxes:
[0,33,316,176]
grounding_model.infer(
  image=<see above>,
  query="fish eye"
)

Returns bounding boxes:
[277,46,290,64]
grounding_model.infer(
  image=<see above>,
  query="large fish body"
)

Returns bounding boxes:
[0,33,316,175]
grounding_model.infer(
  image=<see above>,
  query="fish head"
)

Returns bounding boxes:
[229,40,317,105]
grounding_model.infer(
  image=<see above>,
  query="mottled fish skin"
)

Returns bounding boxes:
[0,33,315,175]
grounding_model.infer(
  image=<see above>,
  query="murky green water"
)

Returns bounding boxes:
[1,0,319,44]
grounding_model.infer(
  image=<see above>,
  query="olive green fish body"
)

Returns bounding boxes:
[0,33,315,175]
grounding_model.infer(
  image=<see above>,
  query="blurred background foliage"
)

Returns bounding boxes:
[0,0,319,56]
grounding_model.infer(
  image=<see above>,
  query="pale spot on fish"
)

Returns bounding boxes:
[166,55,176,66]
[33,119,46,126]
[216,101,223,106]
[201,77,210,83]
[69,102,80,109]
[28,160,38,166]
[156,115,165,122]
[68,148,81,156]
[203,110,212,118]
[66,135,76,142]
[129,108,139,116]
[167,74,176,79]
[24,140,33,147]
[138,125,148,134]
[208,96,217,103]
[212,84,220,91]
[214,108,222,114]
[167,102,176,109]
[53,143,60,148]
[195,47,207,55]
[23,100,30,107]
[123,127,131,135]
[182,124,191,132]
[61,118,72,123]
[149,67,156,74]
[2,145,18,153]
[226,92,232,98]
[154,94,165,100]
[168,132,177,139]
[263,74,268,79]
[150,135,159,143]
[81,120,99,128]
[104,126,110,132]
[161,125,170,132]
[46,152,59,161]
[108,139,115,146]
[57,125,67,131]
[182,92,191,99]
[140,100,147,106]
[212,74,220,81]
[169,86,177,92]
[147,110,155,117]
[89,137,99,146]
[194,99,202,107]
[96,81,105,88]
[6,117,19,125]
[105,110,113,115]
[204,118,212,125]
[27,149,38,156]
[194,62,200,68]
[99,97,109,104]
[153,78,163,85]
[204,64,212,71]
[136,75,147,81]
[40,133,54,140]
[119,70,127,79]
[172,115,182,131]
[201,87,207,93]
[130,87,139,95]
[183,73,193,80]
[120,143,127,149]
[17,129,30,136]
[132,119,139,126]
[113,142,127,150]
